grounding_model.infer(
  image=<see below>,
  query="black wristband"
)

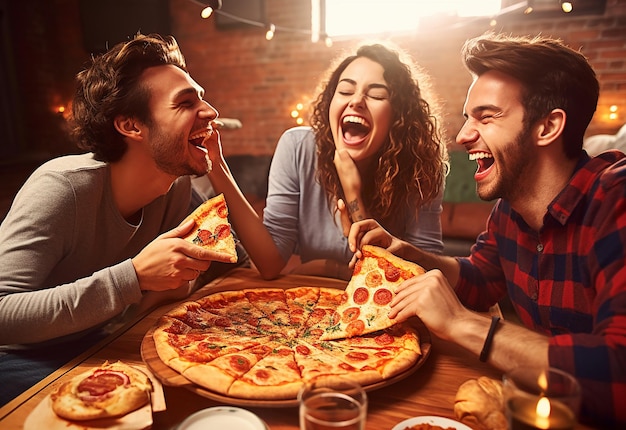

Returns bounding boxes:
[479,315,501,362]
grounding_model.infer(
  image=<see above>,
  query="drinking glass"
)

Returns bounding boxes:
[298,377,367,430]
[503,367,581,430]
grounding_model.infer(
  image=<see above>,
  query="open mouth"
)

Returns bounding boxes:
[342,115,371,144]
[469,151,494,175]
[189,127,213,151]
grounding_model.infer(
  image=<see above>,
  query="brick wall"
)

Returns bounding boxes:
[2,0,625,160]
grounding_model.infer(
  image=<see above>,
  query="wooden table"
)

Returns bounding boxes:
[0,268,504,429]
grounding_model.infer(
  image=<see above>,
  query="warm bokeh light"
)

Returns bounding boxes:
[561,1,573,13]
[200,6,214,19]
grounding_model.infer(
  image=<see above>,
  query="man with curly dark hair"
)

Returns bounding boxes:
[347,32,626,427]
[0,34,241,405]
[206,43,448,280]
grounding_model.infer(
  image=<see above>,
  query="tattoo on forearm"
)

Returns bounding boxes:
[347,199,360,214]
[347,199,365,221]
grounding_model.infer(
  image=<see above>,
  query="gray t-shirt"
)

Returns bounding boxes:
[263,127,444,266]
[0,153,192,345]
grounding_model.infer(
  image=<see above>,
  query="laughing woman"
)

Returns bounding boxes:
[206,42,448,280]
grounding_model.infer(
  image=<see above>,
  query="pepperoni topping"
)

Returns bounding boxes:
[254,368,271,381]
[165,319,189,334]
[341,307,360,323]
[217,202,228,218]
[295,344,311,355]
[373,289,393,306]
[275,348,292,357]
[77,370,129,399]
[374,332,394,345]
[194,229,216,246]
[365,271,383,287]
[353,287,369,305]
[339,362,357,371]
[212,316,232,327]
[346,320,365,337]
[382,262,401,282]
[345,351,370,362]
[249,345,273,357]
[214,224,231,240]
[229,355,252,372]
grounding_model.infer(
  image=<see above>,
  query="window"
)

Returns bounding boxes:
[324,0,501,38]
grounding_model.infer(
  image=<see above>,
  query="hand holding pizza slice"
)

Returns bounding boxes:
[320,245,426,341]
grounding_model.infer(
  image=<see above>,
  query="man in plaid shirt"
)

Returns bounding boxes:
[347,33,626,427]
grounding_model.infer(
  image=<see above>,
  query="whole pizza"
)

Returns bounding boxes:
[151,245,427,400]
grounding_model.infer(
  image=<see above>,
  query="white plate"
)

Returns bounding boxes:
[392,415,472,430]
[178,406,268,430]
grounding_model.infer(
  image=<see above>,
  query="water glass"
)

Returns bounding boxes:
[503,367,581,430]
[298,377,367,430]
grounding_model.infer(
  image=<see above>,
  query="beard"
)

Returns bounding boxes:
[150,125,209,177]
[477,124,533,202]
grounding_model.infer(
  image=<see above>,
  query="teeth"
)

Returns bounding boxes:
[189,128,213,141]
[468,152,493,161]
[342,115,370,128]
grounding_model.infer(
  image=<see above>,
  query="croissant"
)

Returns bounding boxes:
[454,377,507,430]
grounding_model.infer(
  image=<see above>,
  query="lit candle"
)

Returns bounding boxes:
[507,396,575,430]
[535,397,551,429]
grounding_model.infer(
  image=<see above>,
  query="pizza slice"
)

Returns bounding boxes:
[299,288,344,341]
[50,361,153,421]
[152,317,272,374]
[284,286,320,333]
[182,193,238,263]
[293,339,382,386]
[244,288,291,327]
[197,290,286,337]
[182,343,273,396]
[337,321,422,355]
[228,341,304,400]
[320,245,426,341]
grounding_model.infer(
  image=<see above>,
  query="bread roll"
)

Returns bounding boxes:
[454,376,507,430]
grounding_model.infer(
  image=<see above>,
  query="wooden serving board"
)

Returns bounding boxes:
[140,268,432,408]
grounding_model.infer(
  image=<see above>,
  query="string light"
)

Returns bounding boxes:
[198,0,221,19]
[609,105,619,120]
[561,1,573,13]
[265,24,276,40]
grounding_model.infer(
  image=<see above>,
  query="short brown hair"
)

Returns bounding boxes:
[461,32,599,159]
[70,33,187,162]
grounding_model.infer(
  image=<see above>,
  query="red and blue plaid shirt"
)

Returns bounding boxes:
[456,150,626,427]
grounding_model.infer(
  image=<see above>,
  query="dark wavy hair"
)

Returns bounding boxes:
[461,32,599,159]
[70,33,187,162]
[310,43,448,224]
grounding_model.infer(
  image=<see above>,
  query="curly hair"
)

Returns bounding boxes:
[310,43,448,224]
[461,32,599,159]
[70,33,187,162]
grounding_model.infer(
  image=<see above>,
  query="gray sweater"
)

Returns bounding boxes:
[0,153,192,345]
